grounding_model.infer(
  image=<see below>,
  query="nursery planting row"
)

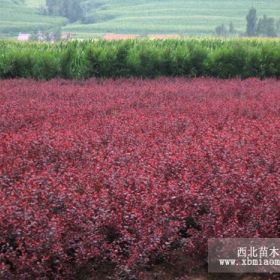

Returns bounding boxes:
[0,78,279,279]
[0,38,280,79]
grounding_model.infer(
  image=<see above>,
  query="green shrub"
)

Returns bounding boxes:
[0,38,280,79]
[187,45,208,77]
[243,47,262,78]
[60,42,89,79]
[32,51,60,80]
[1,50,34,78]
[85,46,104,78]
[207,45,247,78]
[260,46,280,77]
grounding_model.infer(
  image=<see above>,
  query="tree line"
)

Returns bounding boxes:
[246,8,279,37]
[215,8,280,37]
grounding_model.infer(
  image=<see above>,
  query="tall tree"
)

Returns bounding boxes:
[46,0,60,15]
[46,0,83,22]
[63,0,84,22]
[229,22,235,34]
[246,8,257,36]
[277,19,280,33]
[215,24,227,36]
[257,15,277,37]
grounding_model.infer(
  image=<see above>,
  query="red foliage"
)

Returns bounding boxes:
[0,78,279,279]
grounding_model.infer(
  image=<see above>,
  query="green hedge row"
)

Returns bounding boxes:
[0,38,280,79]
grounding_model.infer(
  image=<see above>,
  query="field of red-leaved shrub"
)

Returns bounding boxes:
[0,78,279,279]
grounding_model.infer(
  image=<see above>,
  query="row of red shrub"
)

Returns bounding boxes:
[0,78,279,279]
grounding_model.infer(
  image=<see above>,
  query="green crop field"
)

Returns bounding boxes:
[0,0,279,38]
[63,0,280,37]
[0,0,66,37]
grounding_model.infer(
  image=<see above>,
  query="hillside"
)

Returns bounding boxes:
[0,0,279,38]
[0,0,66,37]
[64,0,280,37]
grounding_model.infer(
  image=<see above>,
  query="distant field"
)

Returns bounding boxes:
[63,0,280,37]
[0,0,279,37]
[0,0,66,37]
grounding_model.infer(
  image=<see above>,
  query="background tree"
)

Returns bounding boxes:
[60,0,84,22]
[276,19,280,35]
[46,0,84,22]
[46,0,60,15]
[257,15,277,37]
[246,7,257,36]
[215,24,227,36]
[229,22,235,34]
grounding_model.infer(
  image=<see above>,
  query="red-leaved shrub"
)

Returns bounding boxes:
[0,78,279,279]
